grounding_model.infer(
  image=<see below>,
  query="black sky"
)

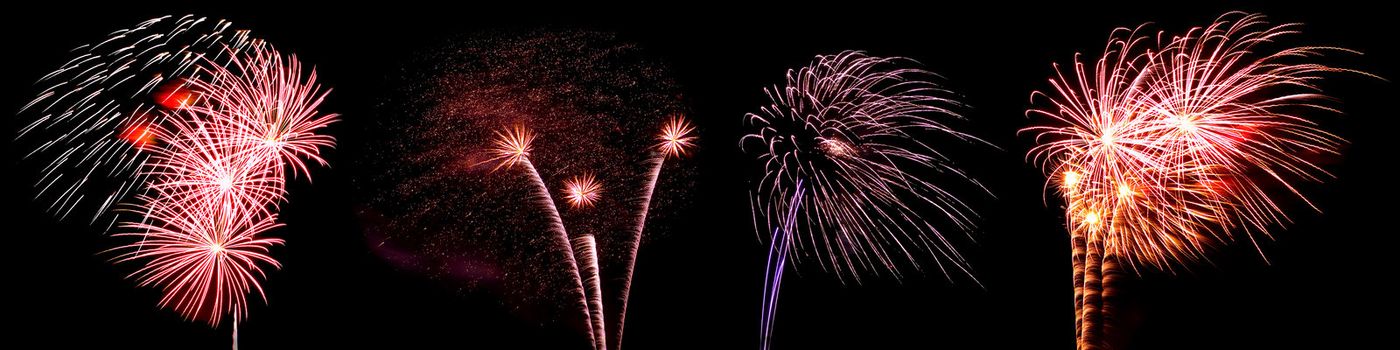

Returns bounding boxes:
[5,2,1397,349]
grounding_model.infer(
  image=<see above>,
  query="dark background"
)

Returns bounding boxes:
[4,2,1395,349]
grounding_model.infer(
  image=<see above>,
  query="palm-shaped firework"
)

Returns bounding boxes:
[743,50,987,349]
[1025,12,1369,350]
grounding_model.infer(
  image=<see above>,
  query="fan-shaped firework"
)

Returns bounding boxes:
[112,194,284,327]
[1025,12,1366,349]
[17,15,256,228]
[18,16,337,340]
[565,174,603,209]
[743,50,987,349]
[355,30,690,349]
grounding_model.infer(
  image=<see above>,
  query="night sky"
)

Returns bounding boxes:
[5,3,1396,349]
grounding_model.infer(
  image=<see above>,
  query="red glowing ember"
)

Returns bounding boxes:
[154,81,196,110]
[120,123,159,149]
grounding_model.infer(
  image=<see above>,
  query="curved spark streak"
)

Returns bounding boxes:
[574,235,608,350]
[759,180,803,350]
[490,126,595,346]
[17,15,256,227]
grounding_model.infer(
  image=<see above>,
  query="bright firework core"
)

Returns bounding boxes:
[657,117,696,158]
[564,174,603,209]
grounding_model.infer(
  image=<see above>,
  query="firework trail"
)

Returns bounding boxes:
[564,174,608,349]
[759,180,802,350]
[610,116,694,350]
[490,126,597,346]
[573,234,608,350]
[1025,12,1367,349]
[743,51,987,350]
[16,15,256,228]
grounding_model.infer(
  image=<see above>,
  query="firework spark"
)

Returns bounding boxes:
[112,193,284,327]
[17,15,257,227]
[564,174,603,209]
[610,116,696,350]
[489,125,536,171]
[143,115,288,223]
[743,51,986,349]
[19,16,337,342]
[184,45,339,181]
[657,117,696,159]
[1025,12,1365,349]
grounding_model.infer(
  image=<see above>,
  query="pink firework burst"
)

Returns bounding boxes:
[113,196,283,327]
[1025,12,1369,350]
[657,116,696,158]
[108,40,339,332]
[186,45,339,180]
[488,125,536,170]
[143,115,288,222]
[563,173,603,209]
[1026,11,1366,270]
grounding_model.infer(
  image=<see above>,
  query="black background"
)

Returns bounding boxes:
[4,2,1396,349]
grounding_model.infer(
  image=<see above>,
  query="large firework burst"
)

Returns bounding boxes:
[18,16,337,340]
[1025,12,1367,349]
[743,50,987,349]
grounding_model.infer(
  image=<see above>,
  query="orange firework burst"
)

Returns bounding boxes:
[488,125,535,170]
[1029,11,1362,270]
[1026,12,1367,349]
[657,116,696,158]
[563,174,602,208]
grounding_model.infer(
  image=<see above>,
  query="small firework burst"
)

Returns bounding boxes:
[657,116,696,159]
[563,174,603,209]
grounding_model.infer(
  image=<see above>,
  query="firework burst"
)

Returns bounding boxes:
[112,195,284,327]
[19,16,337,343]
[657,117,697,159]
[17,15,257,227]
[564,174,603,209]
[743,50,987,349]
[1025,12,1367,349]
[184,45,339,180]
